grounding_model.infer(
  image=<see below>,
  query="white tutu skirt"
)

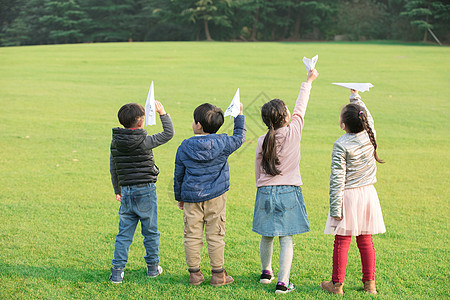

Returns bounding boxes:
[324,185,386,236]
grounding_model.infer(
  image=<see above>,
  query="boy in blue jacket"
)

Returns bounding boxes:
[174,102,246,286]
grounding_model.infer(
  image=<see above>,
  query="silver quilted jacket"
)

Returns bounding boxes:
[329,95,377,218]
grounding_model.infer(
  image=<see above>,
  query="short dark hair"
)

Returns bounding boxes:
[193,103,224,133]
[118,103,145,128]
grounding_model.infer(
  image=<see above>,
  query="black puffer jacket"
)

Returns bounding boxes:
[111,128,159,186]
[110,114,174,194]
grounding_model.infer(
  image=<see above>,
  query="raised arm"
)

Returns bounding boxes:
[290,69,318,133]
[143,101,175,149]
[225,103,246,155]
[329,141,346,219]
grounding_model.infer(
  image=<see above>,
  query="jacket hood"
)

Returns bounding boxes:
[112,127,146,152]
[182,135,226,162]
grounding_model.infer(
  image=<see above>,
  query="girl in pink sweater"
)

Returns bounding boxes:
[252,69,318,294]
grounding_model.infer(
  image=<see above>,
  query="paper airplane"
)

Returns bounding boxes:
[302,55,318,73]
[332,83,374,92]
[145,81,156,126]
[224,88,240,118]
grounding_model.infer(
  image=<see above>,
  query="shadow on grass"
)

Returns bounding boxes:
[2,263,330,296]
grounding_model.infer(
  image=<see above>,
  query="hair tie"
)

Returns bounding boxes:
[359,110,364,115]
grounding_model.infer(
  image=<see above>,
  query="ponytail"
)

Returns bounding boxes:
[262,125,281,176]
[260,99,288,176]
[358,111,384,164]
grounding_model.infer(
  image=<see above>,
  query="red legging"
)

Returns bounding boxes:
[332,234,375,283]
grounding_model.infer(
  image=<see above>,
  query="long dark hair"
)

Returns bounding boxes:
[260,99,288,175]
[341,103,384,163]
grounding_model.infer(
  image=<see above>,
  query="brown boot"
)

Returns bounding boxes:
[363,280,377,294]
[188,268,205,286]
[210,268,234,287]
[320,280,344,295]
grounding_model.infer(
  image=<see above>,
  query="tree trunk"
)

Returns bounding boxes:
[423,4,429,42]
[204,18,213,41]
[251,8,259,41]
[282,9,292,39]
[293,13,301,40]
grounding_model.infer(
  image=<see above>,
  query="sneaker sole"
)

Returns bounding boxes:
[189,280,205,286]
[275,289,294,294]
[211,279,234,287]
[260,278,274,284]
[148,267,163,278]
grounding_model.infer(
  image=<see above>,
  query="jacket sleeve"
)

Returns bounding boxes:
[289,82,312,135]
[173,146,185,201]
[254,137,263,185]
[143,114,175,149]
[350,94,376,138]
[225,114,246,155]
[329,141,346,218]
[110,151,121,195]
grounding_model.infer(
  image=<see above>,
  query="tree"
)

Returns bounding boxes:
[401,0,433,41]
[336,0,389,41]
[83,0,141,42]
[181,0,232,41]
[39,0,90,44]
[401,0,449,42]
[1,0,48,46]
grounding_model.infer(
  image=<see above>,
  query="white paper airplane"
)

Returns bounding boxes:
[224,88,240,118]
[145,81,156,126]
[302,55,318,73]
[332,82,374,92]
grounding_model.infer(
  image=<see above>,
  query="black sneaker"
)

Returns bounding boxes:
[260,270,275,284]
[147,264,163,277]
[110,267,124,283]
[275,281,296,294]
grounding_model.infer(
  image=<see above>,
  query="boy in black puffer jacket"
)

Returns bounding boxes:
[109,101,174,283]
[174,102,246,286]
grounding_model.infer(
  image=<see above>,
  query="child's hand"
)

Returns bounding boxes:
[306,69,319,84]
[238,103,244,115]
[155,100,167,115]
[350,89,358,95]
[332,216,342,221]
[178,201,184,210]
[116,194,121,202]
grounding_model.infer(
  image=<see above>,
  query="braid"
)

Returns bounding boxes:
[359,112,384,164]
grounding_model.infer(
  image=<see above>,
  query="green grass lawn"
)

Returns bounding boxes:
[0,41,449,299]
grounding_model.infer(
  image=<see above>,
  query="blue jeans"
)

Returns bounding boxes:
[112,183,160,269]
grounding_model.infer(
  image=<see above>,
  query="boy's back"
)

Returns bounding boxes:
[174,119,245,202]
[109,101,173,283]
[174,102,245,287]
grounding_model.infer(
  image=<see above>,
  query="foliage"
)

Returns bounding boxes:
[0,0,449,45]
[336,0,390,41]
[401,0,450,41]
[39,0,89,44]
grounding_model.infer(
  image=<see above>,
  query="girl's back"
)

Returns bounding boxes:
[331,131,377,190]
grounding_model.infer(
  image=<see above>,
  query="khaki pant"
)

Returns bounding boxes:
[183,193,226,270]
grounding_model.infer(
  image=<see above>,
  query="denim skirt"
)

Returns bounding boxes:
[252,185,310,237]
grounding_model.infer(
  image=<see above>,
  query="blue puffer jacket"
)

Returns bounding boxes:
[174,115,246,202]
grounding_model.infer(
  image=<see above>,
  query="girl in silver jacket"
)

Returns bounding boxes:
[320,90,386,295]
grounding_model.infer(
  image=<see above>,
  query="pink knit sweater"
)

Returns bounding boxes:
[255,82,312,187]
